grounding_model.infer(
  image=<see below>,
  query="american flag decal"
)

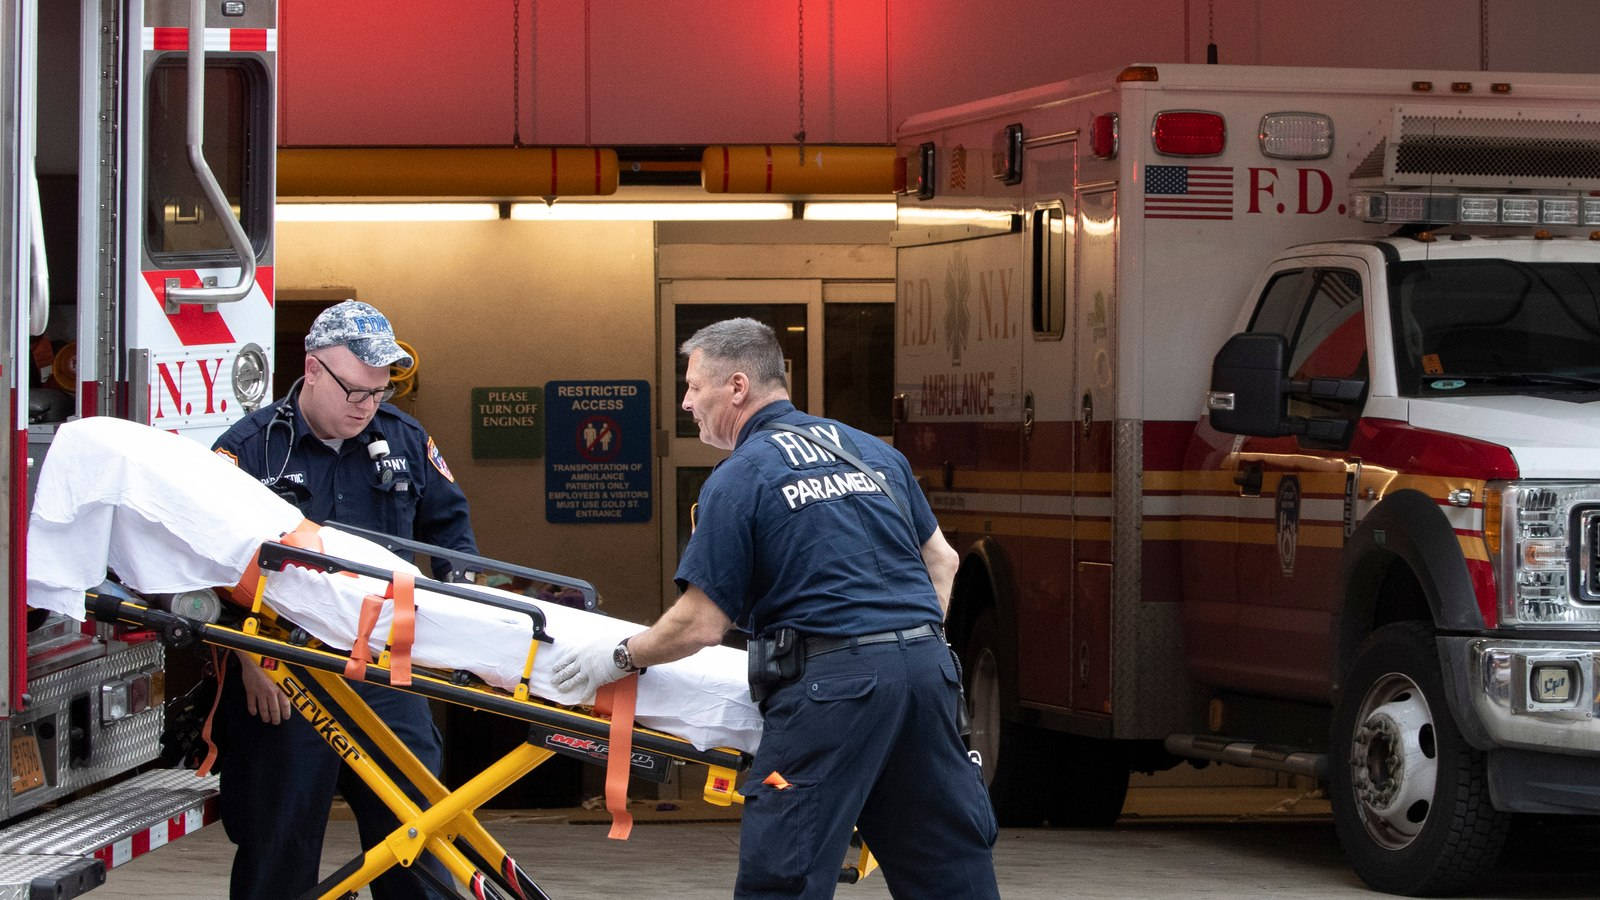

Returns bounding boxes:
[1145,165,1234,220]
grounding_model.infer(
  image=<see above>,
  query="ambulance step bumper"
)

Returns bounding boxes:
[0,768,218,899]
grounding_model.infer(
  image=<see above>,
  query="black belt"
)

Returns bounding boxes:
[803,623,939,659]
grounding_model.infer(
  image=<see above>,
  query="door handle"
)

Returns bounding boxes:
[1235,460,1264,497]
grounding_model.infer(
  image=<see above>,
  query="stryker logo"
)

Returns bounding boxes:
[279,675,362,762]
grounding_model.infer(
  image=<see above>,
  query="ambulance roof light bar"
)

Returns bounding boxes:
[1350,189,1600,227]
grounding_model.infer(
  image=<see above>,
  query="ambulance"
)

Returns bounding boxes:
[0,0,275,892]
[895,63,1600,894]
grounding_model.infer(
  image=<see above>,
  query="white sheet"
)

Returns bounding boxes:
[26,417,761,753]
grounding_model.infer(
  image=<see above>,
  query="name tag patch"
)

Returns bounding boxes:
[780,470,883,510]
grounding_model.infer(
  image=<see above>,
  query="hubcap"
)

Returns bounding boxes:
[1348,671,1439,850]
[969,646,1001,787]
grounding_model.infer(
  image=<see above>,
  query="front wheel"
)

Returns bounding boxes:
[1329,622,1509,895]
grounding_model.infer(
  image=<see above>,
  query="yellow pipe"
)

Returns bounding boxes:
[278,147,620,197]
[701,144,896,194]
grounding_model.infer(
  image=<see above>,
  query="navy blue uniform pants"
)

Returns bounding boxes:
[736,634,1000,899]
[216,661,452,900]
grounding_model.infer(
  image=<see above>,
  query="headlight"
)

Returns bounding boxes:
[1492,481,1600,627]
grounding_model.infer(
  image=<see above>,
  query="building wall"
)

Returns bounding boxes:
[278,0,1600,147]
[274,220,665,621]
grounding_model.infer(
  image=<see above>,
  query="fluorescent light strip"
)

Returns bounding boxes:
[278,201,897,223]
[510,202,792,221]
[276,203,500,222]
[801,202,896,221]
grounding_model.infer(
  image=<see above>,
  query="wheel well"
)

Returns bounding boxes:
[1337,555,1432,689]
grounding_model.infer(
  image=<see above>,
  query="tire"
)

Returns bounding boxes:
[962,612,1128,827]
[1048,735,1129,827]
[963,611,1049,825]
[1329,622,1510,896]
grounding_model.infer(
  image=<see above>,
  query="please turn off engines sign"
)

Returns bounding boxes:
[471,387,544,459]
[545,380,651,524]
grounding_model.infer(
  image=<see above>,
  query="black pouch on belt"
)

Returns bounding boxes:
[747,627,804,703]
[948,641,973,738]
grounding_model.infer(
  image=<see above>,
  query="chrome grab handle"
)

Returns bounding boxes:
[164,0,255,312]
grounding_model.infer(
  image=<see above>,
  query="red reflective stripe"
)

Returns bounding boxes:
[721,146,730,193]
[594,148,602,194]
[229,29,267,51]
[152,27,186,50]
[256,265,275,307]
[142,270,238,346]
[550,149,558,197]
[9,420,24,712]
[764,145,773,192]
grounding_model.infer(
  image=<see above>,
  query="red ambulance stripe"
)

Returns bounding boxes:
[229,29,267,51]
[80,380,99,416]
[256,265,275,307]
[764,145,774,192]
[721,146,731,193]
[142,270,239,346]
[9,419,25,712]
[152,27,187,50]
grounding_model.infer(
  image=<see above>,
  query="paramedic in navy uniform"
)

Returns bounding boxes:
[211,300,475,900]
[552,317,1000,898]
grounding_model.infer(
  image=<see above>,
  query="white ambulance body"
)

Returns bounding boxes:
[896,63,1600,894]
[0,0,275,892]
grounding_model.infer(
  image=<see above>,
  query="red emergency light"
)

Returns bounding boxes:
[1091,113,1119,159]
[1152,111,1225,157]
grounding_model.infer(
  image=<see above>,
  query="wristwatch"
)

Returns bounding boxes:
[612,637,642,673]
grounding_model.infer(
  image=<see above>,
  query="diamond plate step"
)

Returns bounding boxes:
[0,768,218,899]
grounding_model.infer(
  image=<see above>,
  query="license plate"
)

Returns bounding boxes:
[11,733,44,795]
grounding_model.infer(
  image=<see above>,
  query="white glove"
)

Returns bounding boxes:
[550,636,628,700]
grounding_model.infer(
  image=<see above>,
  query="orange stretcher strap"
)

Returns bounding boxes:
[344,593,386,681]
[194,646,227,777]
[229,519,324,607]
[594,675,640,841]
[387,572,415,686]
[343,571,417,685]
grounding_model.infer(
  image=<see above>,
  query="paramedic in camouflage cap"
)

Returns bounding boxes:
[209,298,474,900]
[304,299,415,369]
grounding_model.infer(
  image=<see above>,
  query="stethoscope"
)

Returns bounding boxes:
[263,377,395,494]
[262,377,303,490]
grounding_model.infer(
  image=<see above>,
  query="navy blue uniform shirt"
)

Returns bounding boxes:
[213,388,477,580]
[673,400,942,637]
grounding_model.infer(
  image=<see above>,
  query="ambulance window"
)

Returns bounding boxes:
[1247,270,1312,338]
[1031,204,1069,338]
[1289,269,1365,380]
[145,58,271,264]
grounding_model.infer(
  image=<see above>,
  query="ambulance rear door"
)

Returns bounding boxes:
[119,0,274,445]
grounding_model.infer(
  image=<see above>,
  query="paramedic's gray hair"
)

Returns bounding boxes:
[678,318,787,388]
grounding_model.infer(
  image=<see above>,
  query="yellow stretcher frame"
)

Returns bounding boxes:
[86,541,754,900]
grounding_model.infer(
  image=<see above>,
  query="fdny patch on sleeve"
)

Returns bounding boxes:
[427,437,455,482]
[214,448,239,466]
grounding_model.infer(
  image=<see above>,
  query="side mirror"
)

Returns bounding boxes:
[1207,333,1290,436]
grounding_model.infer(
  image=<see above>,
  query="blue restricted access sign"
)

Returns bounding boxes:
[545,380,652,523]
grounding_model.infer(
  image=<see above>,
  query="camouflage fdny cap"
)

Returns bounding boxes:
[304,300,413,368]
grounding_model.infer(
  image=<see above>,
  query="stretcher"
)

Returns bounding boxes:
[84,535,765,900]
[32,419,880,896]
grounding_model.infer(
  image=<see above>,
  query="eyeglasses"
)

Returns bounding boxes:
[312,356,397,404]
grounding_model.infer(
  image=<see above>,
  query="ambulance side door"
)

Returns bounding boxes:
[1220,257,1370,700]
